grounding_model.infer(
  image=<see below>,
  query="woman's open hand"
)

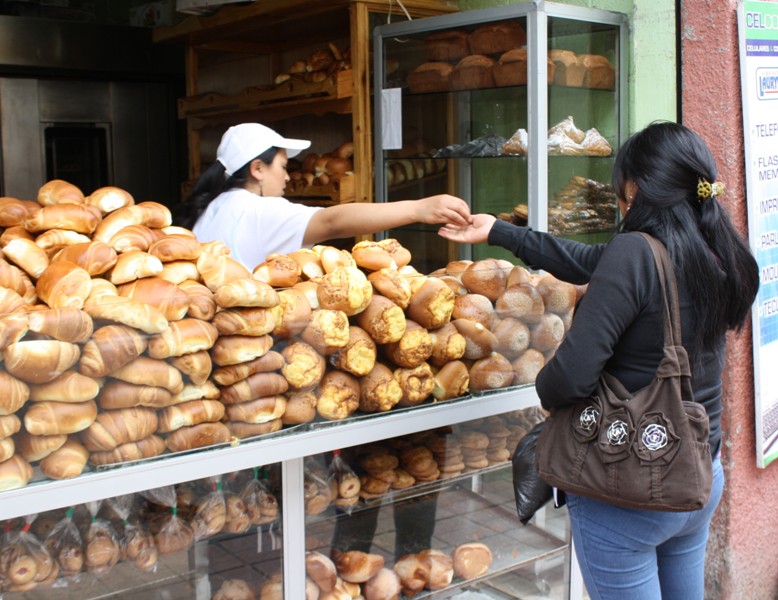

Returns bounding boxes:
[437,213,496,245]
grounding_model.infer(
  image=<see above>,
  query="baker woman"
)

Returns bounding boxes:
[174,122,472,268]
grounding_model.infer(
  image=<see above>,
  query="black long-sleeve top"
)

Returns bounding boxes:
[489,219,724,456]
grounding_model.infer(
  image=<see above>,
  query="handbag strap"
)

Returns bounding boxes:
[638,233,683,349]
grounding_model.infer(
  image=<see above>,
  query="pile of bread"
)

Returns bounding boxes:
[502,115,612,156]
[285,140,354,196]
[548,175,619,236]
[273,41,351,87]
[0,466,279,592]
[236,541,494,600]
[406,18,615,93]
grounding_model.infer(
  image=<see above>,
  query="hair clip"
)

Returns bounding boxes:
[697,178,724,202]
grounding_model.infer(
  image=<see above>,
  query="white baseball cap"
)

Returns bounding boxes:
[216,123,311,175]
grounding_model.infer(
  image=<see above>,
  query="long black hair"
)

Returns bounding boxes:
[172,146,280,230]
[615,121,759,352]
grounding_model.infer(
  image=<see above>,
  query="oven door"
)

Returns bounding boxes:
[43,122,112,195]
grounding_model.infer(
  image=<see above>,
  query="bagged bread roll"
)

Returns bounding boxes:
[40,438,89,480]
[111,356,184,393]
[0,370,31,415]
[3,340,81,384]
[24,399,98,435]
[118,276,191,321]
[28,371,100,403]
[85,185,134,214]
[80,406,159,451]
[147,318,219,359]
[79,324,148,378]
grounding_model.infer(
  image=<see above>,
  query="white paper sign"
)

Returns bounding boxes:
[381,88,403,150]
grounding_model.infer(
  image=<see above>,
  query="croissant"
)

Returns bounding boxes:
[35,261,93,309]
[37,179,85,206]
[111,356,184,394]
[51,241,118,275]
[24,399,98,435]
[40,438,89,480]
[211,350,285,387]
[0,414,21,439]
[26,306,94,343]
[212,306,276,337]
[83,296,168,334]
[24,203,101,234]
[97,380,173,410]
[0,258,31,297]
[88,434,166,465]
[107,224,160,253]
[156,399,225,433]
[158,260,200,285]
[117,276,191,321]
[169,350,213,385]
[3,237,50,278]
[210,334,273,367]
[85,186,134,214]
[80,406,159,451]
[0,371,30,416]
[0,309,29,348]
[146,318,219,359]
[148,234,202,263]
[0,455,34,491]
[28,371,100,403]
[219,372,289,405]
[197,252,252,291]
[3,340,81,384]
[213,277,280,309]
[79,324,148,378]
[223,396,287,424]
[164,421,231,453]
[14,430,67,462]
[178,279,217,321]
[107,250,164,285]
[34,228,91,251]
[170,381,220,404]
[0,196,40,227]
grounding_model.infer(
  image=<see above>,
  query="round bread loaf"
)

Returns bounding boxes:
[335,550,385,584]
[460,259,507,300]
[359,362,403,413]
[356,294,407,344]
[316,265,373,316]
[452,542,493,579]
[407,277,455,330]
[330,325,377,377]
[317,370,361,421]
[468,352,514,391]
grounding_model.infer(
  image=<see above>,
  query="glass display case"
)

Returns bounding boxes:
[373,2,627,272]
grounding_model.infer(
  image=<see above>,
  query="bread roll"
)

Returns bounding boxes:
[0,454,34,491]
[452,542,493,579]
[0,311,28,350]
[469,352,514,391]
[351,240,396,271]
[40,438,89,480]
[428,322,467,367]
[14,431,67,462]
[219,372,289,404]
[35,228,91,252]
[535,273,578,315]
[495,283,545,323]
[211,350,284,387]
[511,348,546,385]
[170,350,213,386]
[367,267,412,309]
[3,237,50,278]
[394,362,435,407]
[0,414,21,439]
[85,186,134,214]
[108,250,164,284]
[407,277,455,330]
[197,253,252,291]
[363,567,402,600]
[0,196,40,227]
[432,359,470,400]
[281,341,326,390]
[158,260,200,285]
[282,390,317,424]
[79,324,148,378]
[330,325,377,377]
[170,381,220,404]
[37,179,84,206]
[35,261,92,309]
[107,223,160,253]
[313,244,356,273]
[492,317,531,359]
[287,249,324,280]
[252,253,302,287]
[223,395,287,424]
[355,295,406,344]
[306,551,337,592]
[24,399,98,435]
[394,553,430,597]
[111,356,184,393]
[460,259,508,300]
[24,204,100,233]
[0,437,13,463]
[383,319,433,368]
[359,362,402,413]
[179,279,217,321]
[316,370,360,421]
[0,258,31,298]
[316,265,373,316]
[530,312,566,353]
[118,277,191,321]
[164,421,231,453]
[26,306,93,343]
[85,277,119,302]
[3,340,81,384]
[28,371,100,403]
[92,202,171,243]
[0,287,27,317]
[157,399,225,433]
[225,419,282,439]
[452,318,498,360]
[97,380,173,410]
[88,434,166,465]
[419,549,454,590]
[148,234,201,263]
[80,406,159,451]
[83,295,168,334]
[210,334,273,367]
[451,293,495,328]
[335,550,384,584]
[301,308,350,355]
[214,276,279,308]
[147,318,219,359]
[271,288,312,339]
[212,307,274,337]
[0,371,30,415]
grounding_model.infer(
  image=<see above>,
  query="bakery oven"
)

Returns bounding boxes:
[44,123,112,195]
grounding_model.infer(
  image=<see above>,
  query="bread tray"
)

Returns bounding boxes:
[470,383,535,397]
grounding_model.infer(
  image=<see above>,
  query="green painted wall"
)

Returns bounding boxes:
[456,0,678,132]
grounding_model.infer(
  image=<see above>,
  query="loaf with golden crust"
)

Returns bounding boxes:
[80,406,159,451]
[424,29,468,61]
[79,324,148,378]
[24,399,98,435]
[117,276,191,321]
[164,421,231,452]
[450,54,496,90]
[3,340,81,384]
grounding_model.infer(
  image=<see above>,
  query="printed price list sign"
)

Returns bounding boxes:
[739,0,778,467]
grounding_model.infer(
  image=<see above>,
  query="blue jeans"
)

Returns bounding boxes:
[566,457,724,600]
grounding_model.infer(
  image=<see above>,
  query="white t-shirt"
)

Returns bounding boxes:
[193,188,322,270]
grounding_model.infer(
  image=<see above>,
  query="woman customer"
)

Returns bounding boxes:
[438,121,759,599]
[174,122,472,268]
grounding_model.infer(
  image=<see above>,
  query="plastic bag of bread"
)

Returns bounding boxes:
[105,493,158,572]
[189,476,227,540]
[327,449,361,514]
[138,485,194,555]
[80,500,120,575]
[0,514,59,591]
[44,507,84,580]
[304,460,333,516]
[240,467,280,526]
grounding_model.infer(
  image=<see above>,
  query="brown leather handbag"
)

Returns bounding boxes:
[536,234,713,512]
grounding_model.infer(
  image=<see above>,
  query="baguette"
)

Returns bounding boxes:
[24,399,98,435]
[79,324,148,378]
[80,406,159,451]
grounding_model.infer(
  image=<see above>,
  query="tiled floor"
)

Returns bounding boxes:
[9,470,575,599]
